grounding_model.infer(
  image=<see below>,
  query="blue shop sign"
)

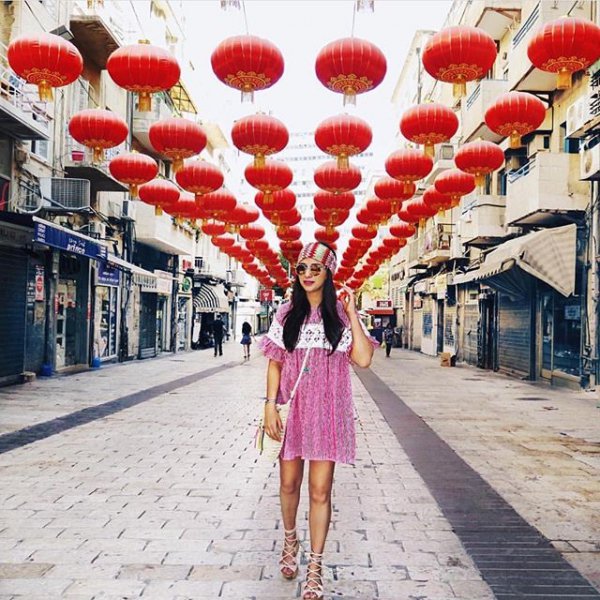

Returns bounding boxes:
[34,220,107,261]
[97,261,120,287]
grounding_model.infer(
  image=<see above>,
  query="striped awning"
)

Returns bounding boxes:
[193,283,230,313]
[452,224,576,297]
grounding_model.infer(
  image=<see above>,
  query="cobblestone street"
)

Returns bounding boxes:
[1,341,600,599]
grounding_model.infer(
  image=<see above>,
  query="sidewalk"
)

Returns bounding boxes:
[0,341,598,598]
[371,346,600,590]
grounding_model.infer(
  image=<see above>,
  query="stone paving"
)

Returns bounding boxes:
[0,340,598,598]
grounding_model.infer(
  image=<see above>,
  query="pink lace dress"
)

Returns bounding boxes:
[259,301,375,465]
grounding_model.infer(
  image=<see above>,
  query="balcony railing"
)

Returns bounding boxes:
[507,156,537,183]
[0,43,52,138]
[465,83,481,110]
[512,2,540,48]
[11,178,43,213]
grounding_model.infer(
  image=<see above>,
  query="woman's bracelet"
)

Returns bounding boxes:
[264,398,277,405]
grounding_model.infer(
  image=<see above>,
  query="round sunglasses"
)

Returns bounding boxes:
[295,263,325,276]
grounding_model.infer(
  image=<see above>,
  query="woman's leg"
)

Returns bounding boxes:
[279,457,304,577]
[307,460,335,552]
[304,460,335,598]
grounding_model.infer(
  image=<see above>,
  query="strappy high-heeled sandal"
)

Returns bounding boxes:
[279,528,300,579]
[302,550,324,599]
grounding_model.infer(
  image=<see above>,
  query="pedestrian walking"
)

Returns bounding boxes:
[383,322,394,358]
[211,314,225,357]
[241,320,252,360]
[259,241,376,599]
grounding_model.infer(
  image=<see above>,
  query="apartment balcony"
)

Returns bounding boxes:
[461,79,509,143]
[458,193,507,247]
[407,237,427,270]
[423,143,455,186]
[506,152,589,226]
[135,201,196,256]
[508,1,593,92]
[69,0,125,69]
[421,222,454,265]
[132,93,176,153]
[64,140,127,193]
[0,44,50,141]
[463,0,522,40]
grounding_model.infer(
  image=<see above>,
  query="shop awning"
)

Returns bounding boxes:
[193,283,230,313]
[106,254,160,292]
[452,224,576,298]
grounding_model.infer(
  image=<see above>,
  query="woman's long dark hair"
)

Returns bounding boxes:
[282,245,344,354]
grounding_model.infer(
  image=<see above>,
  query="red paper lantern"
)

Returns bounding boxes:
[314,191,355,213]
[422,26,497,99]
[107,44,180,111]
[314,160,361,193]
[315,227,340,245]
[68,109,128,163]
[423,186,453,213]
[527,17,600,90]
[240,223,266,241]
[245,160,293,202]
[400,103,459,157]
[211,35,284,101]
[364,198,393,225]
[454,141,504,187]
[256,189,296,212]
[201,221,227,237]
[385,148,433,192]
[351,224,377,240]
[314,208,349,231]
[169,193,202,223]
[389,222,417,239]
[198,189,237,221]
[315,114,372,168]
[226,204,260,232]
[405,197,438,226]
[315,37,387,105]
[7,33,83,102]
[212,235,236,249]
[108,152,158,197]
[176,161,224,199]
[138,179,180,216]
[277,225,302,241]
[374,177,415,214]
[231,113,289,167]
[434,169,476,207]
[149,118,207,173]
[485,91,547,149]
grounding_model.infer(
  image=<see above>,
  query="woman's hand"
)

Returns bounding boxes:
[264,403,283,441]
[338,285,357,317]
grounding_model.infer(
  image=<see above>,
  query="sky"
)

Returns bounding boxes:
[183,0,450,159]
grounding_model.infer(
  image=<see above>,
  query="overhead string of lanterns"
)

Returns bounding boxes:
[6,10,600,292]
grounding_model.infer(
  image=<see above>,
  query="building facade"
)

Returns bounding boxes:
[388,0,600,389]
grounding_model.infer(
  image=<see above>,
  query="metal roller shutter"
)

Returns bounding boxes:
[497,293,532,377]
[461,303,479,366]
[0,247,27,378]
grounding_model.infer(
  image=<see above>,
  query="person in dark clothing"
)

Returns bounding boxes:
[212,314,226,357]
[241,320,252,360]
[383,323,394,358]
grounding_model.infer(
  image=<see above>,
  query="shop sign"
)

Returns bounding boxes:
[260,289,274,302]
[155,270,173,295]
[180,275,192,294]
[414,280,429,295]
[376,299,392,308]
[0,221,31,248]
[34,220,107,261]
[434,274,447,297]
[564,304,581,320]
[134,272,158,292]
[97,261,120,287]
[35,265,45,301]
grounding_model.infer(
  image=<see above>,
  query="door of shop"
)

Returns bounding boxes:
[56,279,78,368]
[436,300,444,354]
[139,292,157,359]
[477,290,497,370]
[0,247,27,378]
[539,291,582,382]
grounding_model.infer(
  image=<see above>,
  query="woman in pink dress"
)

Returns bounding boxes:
[260,242,375,599]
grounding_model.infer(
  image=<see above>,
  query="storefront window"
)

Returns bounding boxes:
[95,286,118,359]
[553,296,581,376]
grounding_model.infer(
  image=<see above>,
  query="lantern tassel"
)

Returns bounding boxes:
[129,184,139,198]
[475,173,486,188]
[155,205,163,216]
[92,147,104,164]
[337,155,350,169]
[172,157,184,173]
[424,143,435,158]
[452,80,467,100]
[509,131,522,149]
[343,88,357,107]
[138,92,152,112]
[557,69,572,90]
[254,154,266,168]
[37,81,53,102]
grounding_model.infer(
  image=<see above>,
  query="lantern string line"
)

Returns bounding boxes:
[242,0,250,34]
[351,1,357,37]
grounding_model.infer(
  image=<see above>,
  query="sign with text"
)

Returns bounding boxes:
[259,289,274,303]
[34,221,107,262]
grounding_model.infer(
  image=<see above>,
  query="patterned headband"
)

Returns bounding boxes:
[297,242,337,273]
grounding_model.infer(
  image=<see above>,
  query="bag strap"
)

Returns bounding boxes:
[289,343,312,402]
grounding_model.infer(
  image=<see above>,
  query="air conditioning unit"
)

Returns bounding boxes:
[580,144,600,180]
[122,199,136,220]
[39,177,91,211]
[566,95,590,138]
[107,200,122,219]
